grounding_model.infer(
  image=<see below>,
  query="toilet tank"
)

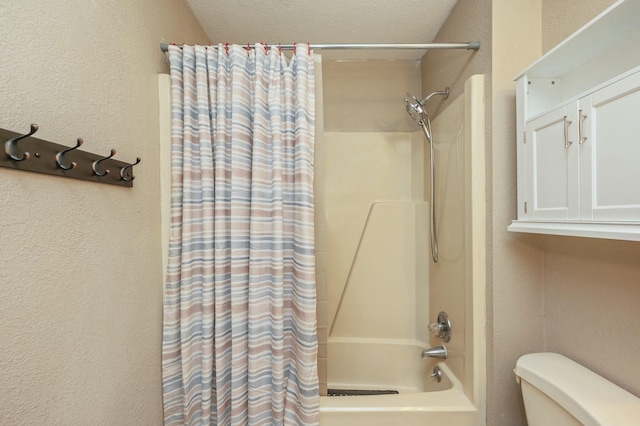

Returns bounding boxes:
[515,353,640,426]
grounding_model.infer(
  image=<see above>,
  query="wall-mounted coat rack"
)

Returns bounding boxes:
[1,124,140,188]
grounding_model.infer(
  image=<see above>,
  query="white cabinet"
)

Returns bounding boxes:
[579,71,640,222]
[510,0,640,241]
[525,104,579,221]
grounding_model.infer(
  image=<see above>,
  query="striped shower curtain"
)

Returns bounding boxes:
[162,44,318,425]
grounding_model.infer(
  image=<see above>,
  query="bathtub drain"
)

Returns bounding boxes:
[327,389,399,396]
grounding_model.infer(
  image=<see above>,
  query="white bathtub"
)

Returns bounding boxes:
[319,339,478,426]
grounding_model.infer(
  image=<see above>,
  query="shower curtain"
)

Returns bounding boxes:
[162,44,319,426]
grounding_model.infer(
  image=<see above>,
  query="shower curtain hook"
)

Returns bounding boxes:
[308,42,311,55]
[56,137,83,170]
[293,42,297,55]
[247,43,251,56]
[278,43,282,55]
[225,43,229,55]
[92,149,116,177]
[4,123,38,162]
[120,157,141,182]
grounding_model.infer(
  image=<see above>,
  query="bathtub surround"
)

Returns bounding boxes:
[0,2,208,425]
[319,73,485,425]
[313,57,329,397]
[428,79,486,406]
[162,44,319,425]
[324,132,425,337]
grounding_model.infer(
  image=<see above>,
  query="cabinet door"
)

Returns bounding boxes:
[525,105,580,220]
[580,71,640,221]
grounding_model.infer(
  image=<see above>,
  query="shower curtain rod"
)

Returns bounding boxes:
[160,42,480,52]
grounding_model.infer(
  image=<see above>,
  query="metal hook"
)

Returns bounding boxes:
[120,157,141,182]
[92,149,116,177]
[4,123,38,161]
[56,138,84,170]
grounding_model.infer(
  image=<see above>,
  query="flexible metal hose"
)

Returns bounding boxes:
[419,116,438,263]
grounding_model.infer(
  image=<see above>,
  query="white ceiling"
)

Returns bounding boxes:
[185,0,459,60]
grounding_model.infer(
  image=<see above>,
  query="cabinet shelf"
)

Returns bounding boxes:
[516,0,640,118]
[511,0,640,242]
[508,221,640,242]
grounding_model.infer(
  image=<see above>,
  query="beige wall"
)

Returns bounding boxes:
[542,0,617,52]
[0,2,209,425]
[543,236,640,396]
[489,2,545,425]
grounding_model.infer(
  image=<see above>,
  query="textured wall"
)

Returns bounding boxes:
[542,0,617,53]
[489,1,545,425]
[0,2,208,425]
[543,236,640,396]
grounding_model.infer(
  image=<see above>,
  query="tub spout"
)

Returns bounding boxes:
[422,345,448,359]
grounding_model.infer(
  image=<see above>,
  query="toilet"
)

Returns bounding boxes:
[515,353,640,425]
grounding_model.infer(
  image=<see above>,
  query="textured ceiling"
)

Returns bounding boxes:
[185,0,459,60]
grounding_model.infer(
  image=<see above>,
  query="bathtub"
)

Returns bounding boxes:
[319,339,478,426]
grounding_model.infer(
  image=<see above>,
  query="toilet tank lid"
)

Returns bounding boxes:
[515,353,640,425]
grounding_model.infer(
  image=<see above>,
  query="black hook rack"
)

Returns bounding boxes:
[0,124,140,188]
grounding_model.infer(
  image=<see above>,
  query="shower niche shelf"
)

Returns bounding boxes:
[509,0,640,241]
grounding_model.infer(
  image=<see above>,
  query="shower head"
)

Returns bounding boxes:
[404,87,451,122]
[405,94,428,122]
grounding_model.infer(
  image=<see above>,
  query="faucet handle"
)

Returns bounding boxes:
[428,311,452,342]
[428,321,444,334]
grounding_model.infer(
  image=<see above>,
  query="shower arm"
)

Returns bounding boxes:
[418,88,451,107]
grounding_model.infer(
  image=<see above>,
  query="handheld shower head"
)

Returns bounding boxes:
[404,87,450,264]
[404,94,428,122]
[404,87,450,122]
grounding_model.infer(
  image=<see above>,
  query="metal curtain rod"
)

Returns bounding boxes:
[160,42,480,52]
